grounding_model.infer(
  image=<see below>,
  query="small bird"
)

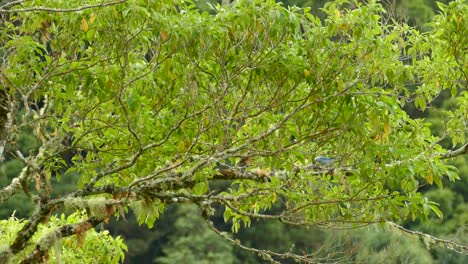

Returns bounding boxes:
[237,157,253,168]
[215,159,236,178]
[314,156,335,166]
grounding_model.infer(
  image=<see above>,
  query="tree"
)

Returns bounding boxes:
[0,0,467,263]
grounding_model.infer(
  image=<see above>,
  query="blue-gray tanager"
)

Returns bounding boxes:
[314,156,335,166]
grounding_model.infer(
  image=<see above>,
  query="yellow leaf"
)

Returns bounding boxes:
[304,69,311,77]
[337,79,343,91]
[426,172,433,185]
[382,119,391,141]
[230,25,236,36]
[184,139,192,148]
[334,9,341,20]
[160,30,167,41]
[369,112,380,132]
[106,80,113,88]
[203,117,210,126]
[177,141,185,152]
[168,71,176,81]
[363,54,371,62]
[456,15,462,30]
[373,134,382,143]
[89,13,97,24]
[340,23,348,31]
[81,18,89,32]
[256,20,263,32]
[245,30,252,40]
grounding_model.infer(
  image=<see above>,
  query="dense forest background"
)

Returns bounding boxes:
[0,0,466,263]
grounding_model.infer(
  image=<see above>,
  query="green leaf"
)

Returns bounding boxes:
[430,204,443,219]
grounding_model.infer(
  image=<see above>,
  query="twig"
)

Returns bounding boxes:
[0,0,25,10]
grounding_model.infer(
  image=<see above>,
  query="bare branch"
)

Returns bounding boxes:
[203,215,349,264]
[388,222,468,255]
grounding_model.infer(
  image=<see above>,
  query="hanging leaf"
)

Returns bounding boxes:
[89,13,97,24]
[81,18,89,32]
[160,30,167,41]
[256,20,263,32]
[382,119,391,141]
[334,9,341,20]
[425,171,433,185]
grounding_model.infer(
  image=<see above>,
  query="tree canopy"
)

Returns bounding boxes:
[0,0,466,263]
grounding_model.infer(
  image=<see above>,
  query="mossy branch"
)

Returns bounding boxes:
[19,217,103,264]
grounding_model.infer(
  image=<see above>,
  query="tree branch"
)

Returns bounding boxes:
[0,0,25,10]
[439,143,467,159]
[0,165,30,203]
[0,0,126,13]
[387,222,468,255]
[9,199,56,255]
[202,214,348,264]
[19,217,103,264]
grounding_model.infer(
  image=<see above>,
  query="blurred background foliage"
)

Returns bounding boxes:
[0,0,466,263]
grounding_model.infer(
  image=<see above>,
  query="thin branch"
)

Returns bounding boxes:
[388,222,468,255]
[0,166,30,203]
[0,73,19,161]
[0,0,126,13]
[0,0,25,10]
[9,198,55,255]
[0,144,49,203]
[202,215,346,264]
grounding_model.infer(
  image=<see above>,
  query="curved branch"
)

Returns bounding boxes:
[0,165,29,203]
[0,0,126,13]
[387,222,468,255]
[0,0,24,10]
[439,143,467,159]
[202,214,348,264]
